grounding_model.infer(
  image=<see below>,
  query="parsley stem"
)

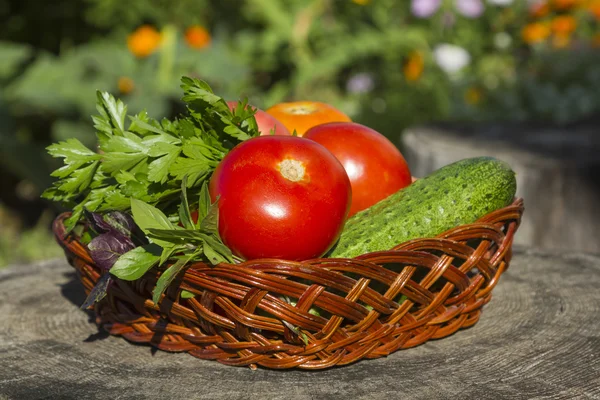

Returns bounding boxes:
[158,24,176,91]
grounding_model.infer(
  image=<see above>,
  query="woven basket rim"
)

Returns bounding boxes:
[53,197,524,265]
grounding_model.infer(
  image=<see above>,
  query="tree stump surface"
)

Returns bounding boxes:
[401,123,600,253]
[1,249,600,400]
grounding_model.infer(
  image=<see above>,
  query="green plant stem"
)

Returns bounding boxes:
[158,24,177,91]
[290,0,328,98]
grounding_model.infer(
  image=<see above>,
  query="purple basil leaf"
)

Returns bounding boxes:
[84,209,147,246]
[103,211,136,236]
[80,273,112,309]
[88,232,135,272]
[84,209,112,234]
[104,211,148,246]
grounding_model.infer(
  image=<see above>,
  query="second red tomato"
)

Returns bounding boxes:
[209,135,351,261]
[304,122,412,217]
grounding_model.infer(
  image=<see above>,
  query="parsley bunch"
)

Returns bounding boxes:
[43,77,260,232]
[44,77,261,306]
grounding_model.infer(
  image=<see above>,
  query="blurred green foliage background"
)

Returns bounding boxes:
[1,0,599,266]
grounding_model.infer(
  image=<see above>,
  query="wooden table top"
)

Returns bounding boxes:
[1,247,599,400]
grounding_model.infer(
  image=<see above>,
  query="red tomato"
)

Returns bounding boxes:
[226,101,291,136]
[303,122,412,217]
[209,135,351,261]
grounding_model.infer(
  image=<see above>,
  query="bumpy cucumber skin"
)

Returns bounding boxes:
[328,157,516,258]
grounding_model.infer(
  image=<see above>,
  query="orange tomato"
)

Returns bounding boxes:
[265,101,351,136]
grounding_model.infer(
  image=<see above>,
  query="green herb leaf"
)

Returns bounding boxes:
[147,150,181,184]
[201,197,219,234]
[152,252,197,304]
[159,245,181,266]
[110,244,161,281]
[202,240,228,265]
[47,139,100,178]
[222,124,252,141]
[101,134,145,153]
[146,139,180,157]
[181,290,196,299]
[63,208,84,233]
[197,182,211,229]
[178,176,194,230]
[145,228,206,244]
[182,138,220,161]
[180,76,223,107]
[57,161,99,194]
[130,198,177,249]
[102,152,147,174]
[95,90,127,136]
[131,198,174,231]
[129,116,168,136]
[202,233,232,264]
[168,157,211,187]
[146,229,234,264]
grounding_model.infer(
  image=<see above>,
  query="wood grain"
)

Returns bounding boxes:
[1,248,599,399]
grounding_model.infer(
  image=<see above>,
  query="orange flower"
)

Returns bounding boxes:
[552,0,579,9]
[118,77,135,95]
[552,33,572,48]
[127,25,161,58]
[530,2,550,18]
[403,51,424,82]
[550,15,577,34]
[522,22,551,44]
[465,87,483,105]
[352,0,371,5]
[588,1,600,19]
[185,25,211,50]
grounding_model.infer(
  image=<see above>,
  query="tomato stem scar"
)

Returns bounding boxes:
[279,159,305,182]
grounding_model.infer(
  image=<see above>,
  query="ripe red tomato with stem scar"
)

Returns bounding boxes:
[208,135,351,261]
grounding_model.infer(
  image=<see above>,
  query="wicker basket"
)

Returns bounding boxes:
[53,198,524,370]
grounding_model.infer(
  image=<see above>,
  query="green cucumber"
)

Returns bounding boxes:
[328,157,516,258]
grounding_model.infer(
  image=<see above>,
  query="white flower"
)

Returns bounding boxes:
[487,0,514,5]
[433,44,471,74]
[494,32,512,49]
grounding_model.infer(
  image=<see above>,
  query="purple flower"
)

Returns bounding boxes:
[411,0,484,18]
[455,0,484,18]
[411,0,441,18]
[346,73,375,94]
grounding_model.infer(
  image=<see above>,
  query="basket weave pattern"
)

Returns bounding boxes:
[54,198,524,370]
